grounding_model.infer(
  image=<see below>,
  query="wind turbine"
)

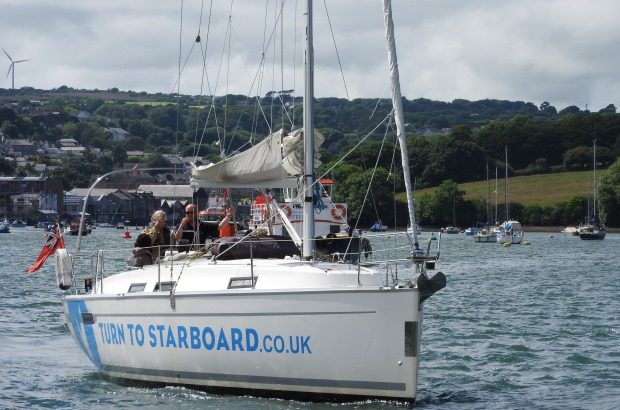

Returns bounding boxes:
[2,48,30,90]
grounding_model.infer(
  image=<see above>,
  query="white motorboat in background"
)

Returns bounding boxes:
[560,226,579,236]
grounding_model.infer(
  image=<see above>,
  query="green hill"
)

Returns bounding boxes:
[411,170,599,206]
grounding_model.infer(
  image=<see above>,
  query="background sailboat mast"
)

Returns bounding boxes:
[593,140,597,219]
[495,167,498,225]
[302,0,316,259]
[486,162,490,224]
[504,146,509,220]
[382,0,419,246]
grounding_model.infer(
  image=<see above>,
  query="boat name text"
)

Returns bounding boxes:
[96,322,312,354]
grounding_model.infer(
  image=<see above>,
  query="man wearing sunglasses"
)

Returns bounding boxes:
[174,203,212,251]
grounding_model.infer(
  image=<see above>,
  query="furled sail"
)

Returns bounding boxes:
[190,129,323,189]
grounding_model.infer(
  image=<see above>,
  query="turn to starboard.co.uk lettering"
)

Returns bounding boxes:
[97,322,312,354]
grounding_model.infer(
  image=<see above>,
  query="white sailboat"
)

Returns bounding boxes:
[57,1,445,404]
[496,147,523,244]
[578,141,606,240]
[474,162,497,243]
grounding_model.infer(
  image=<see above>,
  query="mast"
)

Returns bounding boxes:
[383,0,420,248]
[302,0,316,259]
[486,162,490,225]
[495,167,498,225]
[593,140,597,220]
[504,146,509,221]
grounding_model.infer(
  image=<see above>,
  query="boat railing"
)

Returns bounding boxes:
[71,230,441,294]
[359,230,441,285]
[79,242,181,294]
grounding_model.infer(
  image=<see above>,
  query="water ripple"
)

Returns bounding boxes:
[1,230,619,409]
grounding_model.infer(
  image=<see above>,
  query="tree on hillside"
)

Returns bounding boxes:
[416,179,465,226]
[52,157,102,189]
[599,104,616,113]
[1,121,19,138]
[337,167,402,226]
[145,153,172,170]
[0,107,17,124]
[563,145,615,170]
[149,105,184,131]
[0,157,15,175]
[420,138,487,185]
[559,106,581,115]
[110,144,127,166]
[598,158,620,226]
[121,136,148,151]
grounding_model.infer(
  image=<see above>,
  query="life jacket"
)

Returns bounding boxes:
[219,222,235,238]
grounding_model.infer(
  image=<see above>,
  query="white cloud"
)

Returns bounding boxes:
[1,0,619,111]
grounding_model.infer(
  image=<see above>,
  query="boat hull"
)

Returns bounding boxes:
[473,234,496,243]
[496,233,523,244]
[578,223,606,240]
[63,288,423,402]
[579,231,606,240]
[496,220,523,244]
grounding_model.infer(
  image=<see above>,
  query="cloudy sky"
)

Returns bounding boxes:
[1,0,618,111]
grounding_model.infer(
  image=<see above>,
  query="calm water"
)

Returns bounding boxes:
[1,228,618,409]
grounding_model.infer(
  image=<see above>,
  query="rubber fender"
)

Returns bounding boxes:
[417,271,446,304]
[55,249,74,290]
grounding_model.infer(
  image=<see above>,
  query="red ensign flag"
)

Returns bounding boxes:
[25,227,65,274]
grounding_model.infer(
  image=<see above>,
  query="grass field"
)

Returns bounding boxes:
[410,170,604,206]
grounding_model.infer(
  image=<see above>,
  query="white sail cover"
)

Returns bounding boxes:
[191,129,323,189]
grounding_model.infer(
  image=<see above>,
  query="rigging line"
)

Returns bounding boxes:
[175,0,184,158]
[291,0,298,129]
[387,116,398,179]
[322,0,350,100]
[258,2,272,129]
[219,4,234,157]
[224,18,265,156]
[369,95,385,120]
[193,0,214,162]
[242,1,269,144]
[222,1,242,156]
[392,158,398,239]
[285,112,393,216]
[191,1,234,159]
[270,2,276,128]
[371,123,394,222]
[315,111,393,182]
[271,91,295,129]
[250,95,260,143]
[217,0,289,147]
[171,0,211,99]
[207,3,233,159]
[227,4,271,147]
[345,121,391,255]
[253,1,291,133]
[253,0,288,134]
[169,40,201,94]
[280,0,285,129]
[169,0,187,246]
